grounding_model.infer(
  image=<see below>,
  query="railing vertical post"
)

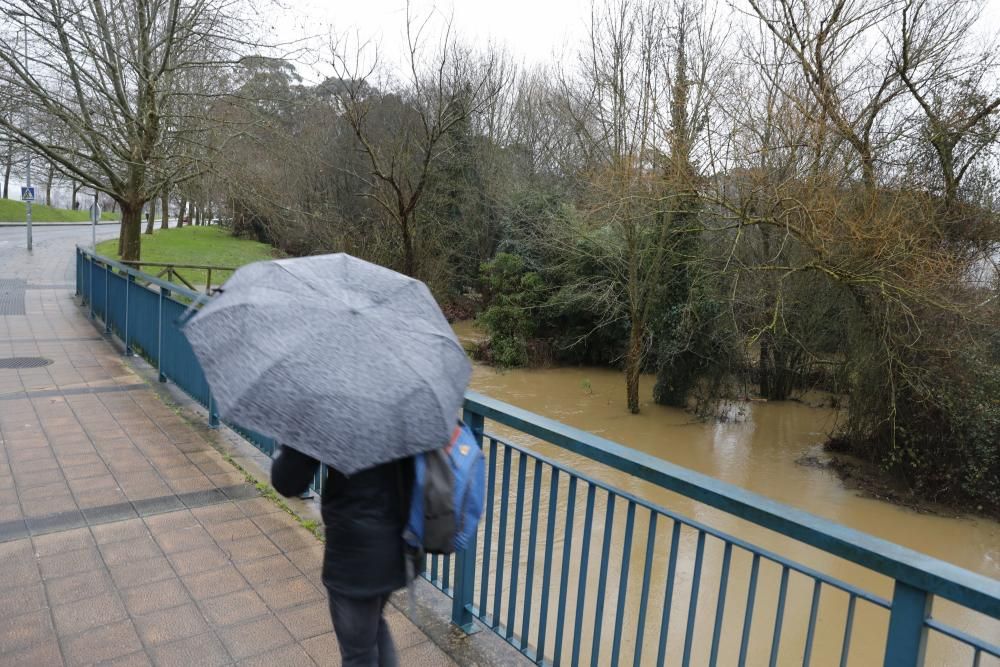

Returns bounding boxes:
[103,263,111,333]
[124,273,134,356]
[883,581,929,667]
[451,408,484,633]
[157,289,166,383]
[208,392,220,428]
[88,254,95,320]
[156,287,170,382]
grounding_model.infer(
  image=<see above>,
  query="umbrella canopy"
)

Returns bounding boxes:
[182,253,471,475]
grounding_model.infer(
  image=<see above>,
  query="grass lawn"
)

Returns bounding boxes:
[0,198,119,222]
[96,226,276,289]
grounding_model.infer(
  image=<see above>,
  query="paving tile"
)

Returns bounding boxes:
[0,518,29,542]
[66,474,118,494]
[23,495,79,518]
[91,517,149,544]
[235,498,282,518]
[180,487,228,508]
[82,501,137,524]
[256,576,325,612]
[252,511,301,534]
[102,650,153,667]
[98,534,162,566]
[0,609,55,654]
[0,583,48,618]
[45,568,116,606]
[133,602,209,646]
[224,534,282,563]
[1,639,63,666]
[38,545,104,579]
[108,555,175,590]
[237,642,316,667]
[398,640,459,666]
[235,554,302,586]
[52,591,128,636]
[167,544,229,576]
[158,464,205,481]
[168,475,216,494]
[301,632,343,667]
[218,616,295,661]
[149,632,231,667]
[191,502,244,525]
[31,526,95,557]
[284,546,325,577]
[62,619,143,666]
[182,566,250,601]
[386,609,434,650]
[269,527,320,553]
[205,520,261,544]
[277,600,334,641]
[15,467,65,488]
[154,525,215,554]
[121,577,191,616]
[74,487,128,509]
[132,494,185,516]
[199,589,270,626]
[63,461,111,480]
[143,509,198,534]
[20,481,72,501]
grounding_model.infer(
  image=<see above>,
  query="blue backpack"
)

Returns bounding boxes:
[404,421,485,554]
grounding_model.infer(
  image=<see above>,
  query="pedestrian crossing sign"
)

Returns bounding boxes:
[20,187,34,202]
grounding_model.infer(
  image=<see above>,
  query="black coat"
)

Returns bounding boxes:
[270,446,413,598]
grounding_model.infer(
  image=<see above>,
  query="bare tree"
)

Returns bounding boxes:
[326,6,511,278]
[551,0,717,413]
[0,0,252,259]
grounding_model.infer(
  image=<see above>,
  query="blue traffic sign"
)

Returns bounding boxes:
[20,187,34,202]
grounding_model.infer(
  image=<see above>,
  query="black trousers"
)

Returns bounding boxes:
[326,590,398,667]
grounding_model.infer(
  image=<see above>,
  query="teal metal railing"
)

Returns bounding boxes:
[77,246,1000,666]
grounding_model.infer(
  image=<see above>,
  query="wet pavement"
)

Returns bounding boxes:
[0,226,459,666]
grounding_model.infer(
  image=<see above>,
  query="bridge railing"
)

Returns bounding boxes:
[76,246,1000,666]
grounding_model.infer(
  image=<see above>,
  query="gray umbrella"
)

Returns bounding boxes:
[182,253,471,475]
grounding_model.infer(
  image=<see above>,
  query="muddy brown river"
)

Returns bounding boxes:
[456,323,1000,666]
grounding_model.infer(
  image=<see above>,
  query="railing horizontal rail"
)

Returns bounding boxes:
[464,391,1000,620]
[483,429,892,609]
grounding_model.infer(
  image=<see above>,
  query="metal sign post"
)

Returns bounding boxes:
[90,192,100,249]
[22,17,31,252]
[20,186,34,251]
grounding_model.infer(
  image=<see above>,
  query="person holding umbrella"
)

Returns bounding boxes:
[183,254,472,667]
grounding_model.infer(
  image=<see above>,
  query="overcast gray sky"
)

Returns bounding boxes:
[270,0,1000,83]
[270,0,593,80]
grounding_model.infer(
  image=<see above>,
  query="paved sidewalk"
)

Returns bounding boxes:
[0,230,455,665]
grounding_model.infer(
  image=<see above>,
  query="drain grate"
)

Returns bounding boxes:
[0,279,26,315]
[0,357,53,369]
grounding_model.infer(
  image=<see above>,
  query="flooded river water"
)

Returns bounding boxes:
[456,323,1000,666]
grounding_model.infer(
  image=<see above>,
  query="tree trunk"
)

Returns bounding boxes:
[195,204,203,226]
[625,318,644,414]
[3,158,12,200]
[160,190,169,230]
[45,163,54,205]
[177,198,187,227]
[400,214,416,277]
[119,203,143,261]
[72,181,81,209]
[144,200,156,234]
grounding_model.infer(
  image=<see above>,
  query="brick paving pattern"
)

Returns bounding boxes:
[0,229,455,666]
